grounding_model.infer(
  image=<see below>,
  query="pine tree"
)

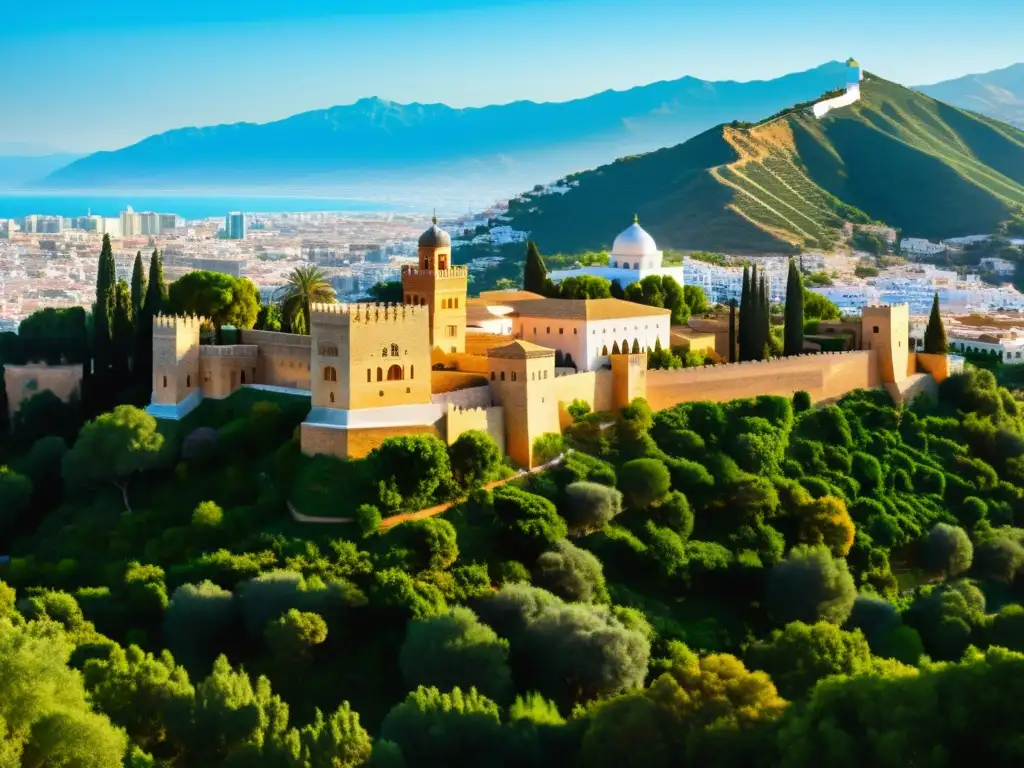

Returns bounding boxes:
[924,292,948,354]
[728,299,737,363]
[131,251,147,320]
[759,272,771,359]
[783,258,805,356]
[739,266,751,361]
[523,240,549,295]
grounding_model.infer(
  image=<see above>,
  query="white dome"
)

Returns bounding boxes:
[611,220,659,259]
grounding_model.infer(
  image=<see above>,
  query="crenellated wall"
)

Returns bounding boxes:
[432,384,493,409]
[645,351,879,411]
[199,344,259,399]
[445,403,506,453]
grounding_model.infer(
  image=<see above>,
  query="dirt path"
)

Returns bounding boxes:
[288,453,568,529]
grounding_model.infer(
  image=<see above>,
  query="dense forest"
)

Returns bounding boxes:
[3,335,1024,765]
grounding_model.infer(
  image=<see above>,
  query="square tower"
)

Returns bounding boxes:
[309,302,432,411]
[487,340,560,468]
[861,304,910,384]
[402,218,468,355]
[151,315,203,407]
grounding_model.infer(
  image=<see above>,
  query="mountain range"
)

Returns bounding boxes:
[490,73,1024,255]
[918,63,1024,128]
[36,63,856,198]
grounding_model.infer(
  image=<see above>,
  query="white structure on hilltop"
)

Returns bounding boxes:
[813,58,863,119]
[548,216,685,290]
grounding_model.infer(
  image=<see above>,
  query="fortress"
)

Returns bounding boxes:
[146,218,948,468]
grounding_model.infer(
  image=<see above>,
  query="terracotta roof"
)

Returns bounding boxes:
[473,290,545,303]
[487,339,556,359]
[510,298,671,321]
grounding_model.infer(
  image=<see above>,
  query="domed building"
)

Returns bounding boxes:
[548,216,685,291]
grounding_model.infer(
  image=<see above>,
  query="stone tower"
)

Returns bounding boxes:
[402,217,468,356]
[308,302,432,411]
[149,315,203,418]
[611,351,648,409]
[861,304,910,384]
[487,340,560,469]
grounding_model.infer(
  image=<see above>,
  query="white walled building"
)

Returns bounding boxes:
[549,217,686,291]
[510,298,671,371]
[900,238,947,259]
[120,207,140,238]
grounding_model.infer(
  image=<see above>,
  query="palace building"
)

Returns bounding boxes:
[146,217,942,468]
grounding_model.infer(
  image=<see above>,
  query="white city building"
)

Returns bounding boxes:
[548,217,686,291]
[900,237,947,259]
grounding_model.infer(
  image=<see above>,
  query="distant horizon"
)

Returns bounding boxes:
[4,0,1021,154]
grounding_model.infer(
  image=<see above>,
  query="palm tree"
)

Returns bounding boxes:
[280,266,336,334]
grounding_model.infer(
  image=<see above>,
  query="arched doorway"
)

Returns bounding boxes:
[387,364,403,381]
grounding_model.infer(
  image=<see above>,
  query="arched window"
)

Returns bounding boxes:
[391,343,400,357]
[186,375,191,387]
[439,256,448,270]
[329,392,335,403]
[162,375,168,387]
[387,364,403,381]
[319,343,338,357]
[377,367,383,382]
[405,294,411,304]
[500,371,506,381]
[632,339,641,353]
[511,372,517,381]
[612,342,620,354]
[490,371,495,381]
[323,366,337,382]
[633,262,639,270]
[601,346,608,356]
[367,369,371,383]
[410,365,415,379]
[241,371,246,384]
[622,340,629,354]
[382,347,388,357]
[454,298,459,308]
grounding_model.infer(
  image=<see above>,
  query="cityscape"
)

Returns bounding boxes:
[2,0,1024,764]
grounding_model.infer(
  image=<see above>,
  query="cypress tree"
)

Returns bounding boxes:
[136,249,167,392]
[523,240,549,295]
[93,233,116,375]
[783,257,805,356]
[749,264,760,361]
[728,299,737,363]
[759,271,771,359]
[131,251,147,320]
[112,279,133,379]
[924,292,948,354]
[739,266,751,361]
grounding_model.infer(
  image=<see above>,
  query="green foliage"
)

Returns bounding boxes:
[767,545,856,625]
[567,398,592,421]
[523,240,550,295]
[924,292,948,354]
[617,458,671,509]
[746,620,873,699]
[448,430,502,489]
[784,258,805,356]
[399,607,512,702]
[921,522,974,577]
[356,504,383,538]
[558,274,612,299]
[0,466,32,537]
[534,539,607,603]
[532,433,565,465]
[371,435,454,513]
[563,481,624,535]
[167,270,260,331]
[624,274,689,324]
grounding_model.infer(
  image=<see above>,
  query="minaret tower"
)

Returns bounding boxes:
[402,216,468,356]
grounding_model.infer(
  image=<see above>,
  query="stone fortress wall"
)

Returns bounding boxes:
[3,364,83,420]
[239,329,312,391]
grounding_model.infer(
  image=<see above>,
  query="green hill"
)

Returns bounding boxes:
[496,73,1024,254]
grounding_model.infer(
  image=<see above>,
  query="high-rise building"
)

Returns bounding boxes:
[120,206,140,237]
[22,215,62,233]
[139,211,161,236]
[226,212,246,240]
[159,214,180,232]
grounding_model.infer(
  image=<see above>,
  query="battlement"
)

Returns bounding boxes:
[153,314,206,334]
[648,350,868,377]
[861,303,910,315]
[309,302,429,325]
[199,344,258,358]
[610,352,647,367]
[401,266,469,280]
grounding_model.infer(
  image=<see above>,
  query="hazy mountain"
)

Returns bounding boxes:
[917,63,1024,128]
[38,63,853,199]
[493,74,1024,254]
[0,153,84,191]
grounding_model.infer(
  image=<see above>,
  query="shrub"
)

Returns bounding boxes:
[922,523,973,577]
[355,504,382,538]
[617,459,671,509]
[448,430,502,489]
[767,544,856,625]
[563,482,624,535]
[534,540,606,603]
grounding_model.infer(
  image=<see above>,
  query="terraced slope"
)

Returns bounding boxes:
[498,74,1024,254]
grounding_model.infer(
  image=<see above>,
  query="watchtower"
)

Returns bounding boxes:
[861,304,909,384]
[402,217,468,355]
[309,302,432,411]
[151,314,203,415]
[488,340,560,468]
[611,352,648,409]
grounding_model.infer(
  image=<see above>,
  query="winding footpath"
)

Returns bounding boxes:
[288,452,569,530]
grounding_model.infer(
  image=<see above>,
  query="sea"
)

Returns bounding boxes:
[0,193,419,220]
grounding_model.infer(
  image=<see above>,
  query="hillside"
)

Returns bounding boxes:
[918,63,1024,128]
[37,63,850,194]
[494,74,1024,254]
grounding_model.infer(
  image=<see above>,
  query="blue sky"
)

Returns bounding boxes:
[3,0,1021,153]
